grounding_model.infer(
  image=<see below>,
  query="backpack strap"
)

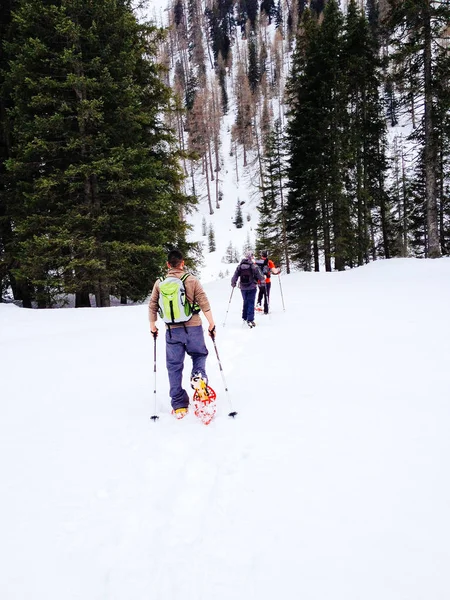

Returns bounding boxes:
[179,272,200,315]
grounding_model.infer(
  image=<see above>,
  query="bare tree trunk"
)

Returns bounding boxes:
[313,229,320,272]
[75,290,91,308]
[211,82,221,210]
[357,150,364,266]
[423,2,441,258]
[439,146,445,253]
[207,136,214,181]
[401,141,408,257]
[176,102,188,176]
[190,163,196,197]
[321,196,332,272]
[215,170,220,209]
[253,116,264,192]
[204,154,214,215]
[409,68,416,129]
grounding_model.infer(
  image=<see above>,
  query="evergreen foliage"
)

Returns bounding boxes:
[385,0,450,257]
[235,199,244,228]
[343,0,393,264]
[2,0,194,307]
[208,223,216,251]
[205,0,235,63]
[286,8,331,271]
[0,0,14,301]
[261,0,276,24]
[242,232,253,257]
[310,0,325,16]
[237,0,259,31]
[224,241,239,263]
[247,31,260,93]
[256,118,288,270]
[286,2,391,271]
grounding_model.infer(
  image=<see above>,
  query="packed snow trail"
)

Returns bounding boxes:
[1,259,450,600]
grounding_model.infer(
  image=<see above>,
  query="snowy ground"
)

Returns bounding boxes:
[2,257,450,600]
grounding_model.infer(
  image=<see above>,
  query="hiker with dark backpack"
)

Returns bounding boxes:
[149,249,216,419]
[231,252,265,328]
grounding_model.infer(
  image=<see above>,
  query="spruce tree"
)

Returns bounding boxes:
[319,0,347,271]
[287,5,348,272]
[235,200,244,228]
[242,232,253,257]
[225,241,235,263]
[208,223,216,252]
[343,0,393,265]
[4,0,194,307]
[248,31,260,93]
[257,119,289,270]
[386,0,450,258]
[286,9,323,271]
[0,0,14,301]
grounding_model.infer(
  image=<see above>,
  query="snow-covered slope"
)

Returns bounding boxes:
[2,258,450,600]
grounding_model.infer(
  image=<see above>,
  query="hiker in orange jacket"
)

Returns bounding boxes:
[255,250,278,314]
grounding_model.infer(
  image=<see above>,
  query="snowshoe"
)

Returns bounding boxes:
[191,373,217,425]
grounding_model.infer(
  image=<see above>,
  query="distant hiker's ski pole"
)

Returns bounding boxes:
[222,287,235,327]
[210,333,237,418]
[150,332,159,421]
[278,272,285,312]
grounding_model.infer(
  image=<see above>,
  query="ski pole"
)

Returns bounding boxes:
[210,332,237,418]
[222,287,235,327]
[278,272,285,311]
[150,332,159,421]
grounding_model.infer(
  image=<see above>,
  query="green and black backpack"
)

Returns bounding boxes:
[158,274,199,324]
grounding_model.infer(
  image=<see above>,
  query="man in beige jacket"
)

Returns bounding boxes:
[149,249,216,418]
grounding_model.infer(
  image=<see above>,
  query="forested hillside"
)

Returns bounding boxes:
[155,0,450,272]
[1,0,449,307]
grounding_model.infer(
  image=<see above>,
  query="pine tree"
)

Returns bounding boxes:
[286,7,340,271]
[4,0,194,307]
[242,232,253,256]
[343,0,393,265]
[319,0,348,271]
[224,241,235,263]
[208,223,216,251]
[235,200,244,228]
[0,0,14,301]
[205,0,234,63]
[248,31,260,93]
[261,0,276,24]
[257,119,289,271]
[386,0,450,258]
[434,25,450,254]
[286,9,321,270]
[202,216,207,236]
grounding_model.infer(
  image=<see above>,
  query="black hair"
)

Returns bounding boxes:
[168,249,184,268]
